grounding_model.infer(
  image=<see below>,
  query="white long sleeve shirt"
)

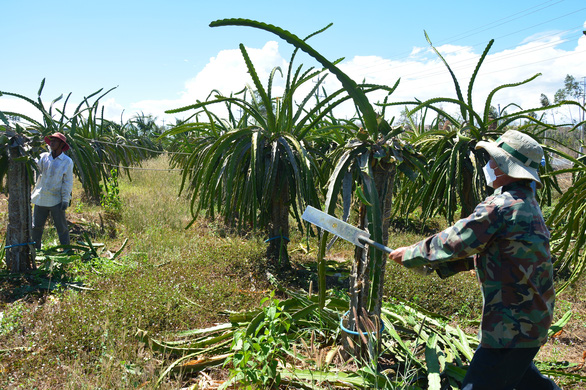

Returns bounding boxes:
[31,152,74,207]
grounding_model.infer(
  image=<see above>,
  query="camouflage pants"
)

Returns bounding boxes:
[462,346,561,390]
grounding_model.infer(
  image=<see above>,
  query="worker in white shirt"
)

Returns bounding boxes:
[31,132,74,250]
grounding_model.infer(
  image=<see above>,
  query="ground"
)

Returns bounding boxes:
[1,167,585,389]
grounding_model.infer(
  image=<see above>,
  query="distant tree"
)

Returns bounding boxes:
[540,92,560,135]
[553,74,584,124]
[488,105,499,120]
[562,74,584,100]
[164,38,365,270]
[127,112,161,138]
[397,106,422,131]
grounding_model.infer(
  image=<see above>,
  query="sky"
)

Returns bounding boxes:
[2,0,585,126]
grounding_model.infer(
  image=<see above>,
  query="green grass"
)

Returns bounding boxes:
[0,156,270,389]
[0,154,583,389]
[384,218,483,320]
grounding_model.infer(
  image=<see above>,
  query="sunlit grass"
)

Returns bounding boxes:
[0,155,269,389]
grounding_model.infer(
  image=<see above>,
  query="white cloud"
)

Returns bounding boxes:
[1,97,43,124]
[101,98,125,122]
[184,40,287,98]
[321,29,586,123]
[8,31,583,128]
[435,44,474,57]
[410,47,424,56]
[130,41,288,123]
[180,31,583,125]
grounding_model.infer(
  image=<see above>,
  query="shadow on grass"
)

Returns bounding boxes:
[0,266,81,304]
[0,238,119,304]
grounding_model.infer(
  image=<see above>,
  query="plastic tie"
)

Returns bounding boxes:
[339,310,385,336]
[264,236,290,243]
[4,242,36,249]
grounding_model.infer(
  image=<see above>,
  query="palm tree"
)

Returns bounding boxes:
[1,80,149,203]
[205,20,425,362]
[386,35,571,223]
[164,33,356,269]
[543,126,586,292]
[0,125,44,272]
[1,80,156,266]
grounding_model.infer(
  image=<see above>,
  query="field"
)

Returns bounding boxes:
[1,155,585,389]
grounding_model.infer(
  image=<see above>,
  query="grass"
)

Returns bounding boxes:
[0,156,269,389]
[0,154,585,389]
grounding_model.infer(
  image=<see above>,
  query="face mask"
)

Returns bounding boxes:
[482,162,502,188]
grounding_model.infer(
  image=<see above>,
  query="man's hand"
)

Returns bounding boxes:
[389,247,408,265]
[61,201,69,211]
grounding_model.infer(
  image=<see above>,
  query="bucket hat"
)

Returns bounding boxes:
[44,132,70,152]
[475,130,543,188]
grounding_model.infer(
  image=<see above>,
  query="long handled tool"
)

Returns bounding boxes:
[302,206,433,275]
[302,205,393,254]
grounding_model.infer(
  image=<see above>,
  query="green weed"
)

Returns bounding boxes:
[100,168,122,216]
[222,291,291,389]
[0,301,25,337]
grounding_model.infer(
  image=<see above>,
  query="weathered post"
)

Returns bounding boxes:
[5,134,36,272]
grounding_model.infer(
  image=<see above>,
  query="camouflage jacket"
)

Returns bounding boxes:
[403,181,555,348]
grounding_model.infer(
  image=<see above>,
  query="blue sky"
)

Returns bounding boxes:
[2,0,585,124]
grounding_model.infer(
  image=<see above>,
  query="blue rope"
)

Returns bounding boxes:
[264,236,290,243]
[4,242,36,249]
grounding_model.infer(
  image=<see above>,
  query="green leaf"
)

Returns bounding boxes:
[548,310,573,337]
[210,19,381,137]
[425,334,442,390]
[424,31,466,120]
[0,111,9,126]
[483,73,542,126]
[111,238,128,261]
[467,40,494,116]
[355,185,372,206]
[238,44,276,128]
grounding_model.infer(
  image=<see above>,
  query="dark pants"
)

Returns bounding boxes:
[462,346,561,390]
[32,204,70,249]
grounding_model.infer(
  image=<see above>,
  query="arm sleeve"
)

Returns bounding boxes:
[34,155,43,180]
[434,258,475,279]
[61,159,74,204]
[402,200,502,269]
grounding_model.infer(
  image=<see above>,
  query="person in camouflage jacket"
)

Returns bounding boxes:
[389,130,559,390]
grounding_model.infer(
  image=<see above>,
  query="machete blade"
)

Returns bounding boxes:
[302,205,370,248]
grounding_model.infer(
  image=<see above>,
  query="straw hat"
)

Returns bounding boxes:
[475,130,543,188]
[44,132,70,152]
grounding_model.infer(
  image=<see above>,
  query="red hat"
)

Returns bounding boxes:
[44,132,70,152]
